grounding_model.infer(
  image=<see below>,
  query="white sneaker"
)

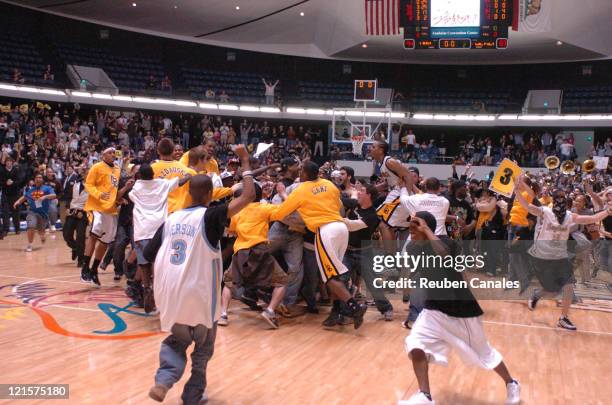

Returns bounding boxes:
[25,245,33,252]
[218,314,229,326]
[50,225,56,233]
[398,391,435,405]
[505,380,521,405]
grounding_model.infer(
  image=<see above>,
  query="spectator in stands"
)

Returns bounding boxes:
[402,128,416,154]
[262,78,279,105]
[219,90,230,103]
[205,89,215,100]
[147,75,157,91]
[43,65,54,82]
[560,138,575,162]
[161,75,172,92]
[13,68,24,84]
[541,130,553,154]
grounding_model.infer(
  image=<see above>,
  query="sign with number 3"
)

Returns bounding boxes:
[489,158,523,198]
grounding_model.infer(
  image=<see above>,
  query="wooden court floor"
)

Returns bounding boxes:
[0,234,611,405]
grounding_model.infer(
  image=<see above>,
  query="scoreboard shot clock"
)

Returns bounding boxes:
[400,0,513,50]
[354,80,378,102]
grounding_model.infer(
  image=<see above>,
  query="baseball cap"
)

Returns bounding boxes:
[220,171,234,180]
[102,147,116,154]
[408,166,420,175]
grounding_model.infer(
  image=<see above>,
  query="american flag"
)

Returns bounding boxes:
[365,0,400,36]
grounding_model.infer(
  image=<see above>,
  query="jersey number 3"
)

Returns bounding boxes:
[170,239,187,265]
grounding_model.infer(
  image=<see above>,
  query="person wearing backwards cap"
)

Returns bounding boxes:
[398,211,520,405]
[80,147,122,286]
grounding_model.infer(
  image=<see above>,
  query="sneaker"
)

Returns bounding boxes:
[240,292,262,311]
[199,392,209,404]
[218,314,229,326]
[50,225,56,233]
[558,316,577,331]
[398,391,434,405]
[505,380,521,405]
[527,289,540,311]
[261,309,279,329]
[402,319,414,329]
[351,303,368,330]
[99,261,108,272]
[71,250,77,261]
[25,245,33,252]
[322,311,341,327]
[306,305,319,314]
[80,268,91,284]
[144,287,155,313]
[277,303,307,318]
[148,384,169,402]
[383,309,394,321]
[90,271,101,287]
[113,274,121,282]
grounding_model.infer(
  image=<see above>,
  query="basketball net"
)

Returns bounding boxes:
[351,133,366,156]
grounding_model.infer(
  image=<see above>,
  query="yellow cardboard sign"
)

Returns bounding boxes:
[489,158,523,198]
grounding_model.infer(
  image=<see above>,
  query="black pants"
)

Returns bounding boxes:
[62,213,88,261]
[344,248,393,313]
[112,223,132,276]
[2,193,21,234]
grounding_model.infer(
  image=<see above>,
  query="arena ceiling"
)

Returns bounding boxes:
[5,0,612,65]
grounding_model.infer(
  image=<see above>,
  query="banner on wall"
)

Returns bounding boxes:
[513,0,552,32]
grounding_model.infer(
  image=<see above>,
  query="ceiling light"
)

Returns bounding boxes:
[361,43,368,48]
[235,6,240,10]
[173,5,178,9]
[556,40,563,46]
[132,2,136,7]
[300,12,305,16]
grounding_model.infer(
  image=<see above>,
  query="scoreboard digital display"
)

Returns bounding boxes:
[400,0,512,50]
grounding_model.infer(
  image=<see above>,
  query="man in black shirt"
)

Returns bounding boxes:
[340,184,393,324]
[0,155,24,237]
[400,211,520,405]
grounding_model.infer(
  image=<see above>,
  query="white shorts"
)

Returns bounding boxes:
[405,309,503,370]
[376,189,410,229]
[90,211,118,244]
[315,221,349,283]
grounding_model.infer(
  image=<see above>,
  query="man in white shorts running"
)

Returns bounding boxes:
[399,211,520,405]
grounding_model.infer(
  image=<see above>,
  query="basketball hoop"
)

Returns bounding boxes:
[351,134,366,156]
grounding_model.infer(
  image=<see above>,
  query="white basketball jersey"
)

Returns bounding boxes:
[529,207,574,260]
[154,206,223,331]
[380,156,401,189]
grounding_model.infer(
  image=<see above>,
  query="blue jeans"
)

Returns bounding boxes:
[155,323,217,405]
[268,222,304,305]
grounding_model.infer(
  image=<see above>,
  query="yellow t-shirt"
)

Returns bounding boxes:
[179,152,220,175]
[229,202,279,252]
[151,160,192,213]
[270,178,342,232]
[539,195,553,208]
[509,191,533,227]
[178,169,233,209]
[84,161,120,214]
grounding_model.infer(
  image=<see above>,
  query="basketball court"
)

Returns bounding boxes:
[1,235,610,404]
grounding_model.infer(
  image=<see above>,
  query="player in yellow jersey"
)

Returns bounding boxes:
[179,139,220,175]
[271,161,368,329]
[151,139,193,213]
[81,147,126,286]
[219,183,287,329]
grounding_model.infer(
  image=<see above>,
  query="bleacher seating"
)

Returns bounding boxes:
[298,81,354,107]
[408,88,517,114]
[0,33,55,87]
[181,67,272,104]
[562,85,612,113]
[56,44,169,96]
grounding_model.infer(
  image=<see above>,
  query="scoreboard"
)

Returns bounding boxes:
[400,0,512,50]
